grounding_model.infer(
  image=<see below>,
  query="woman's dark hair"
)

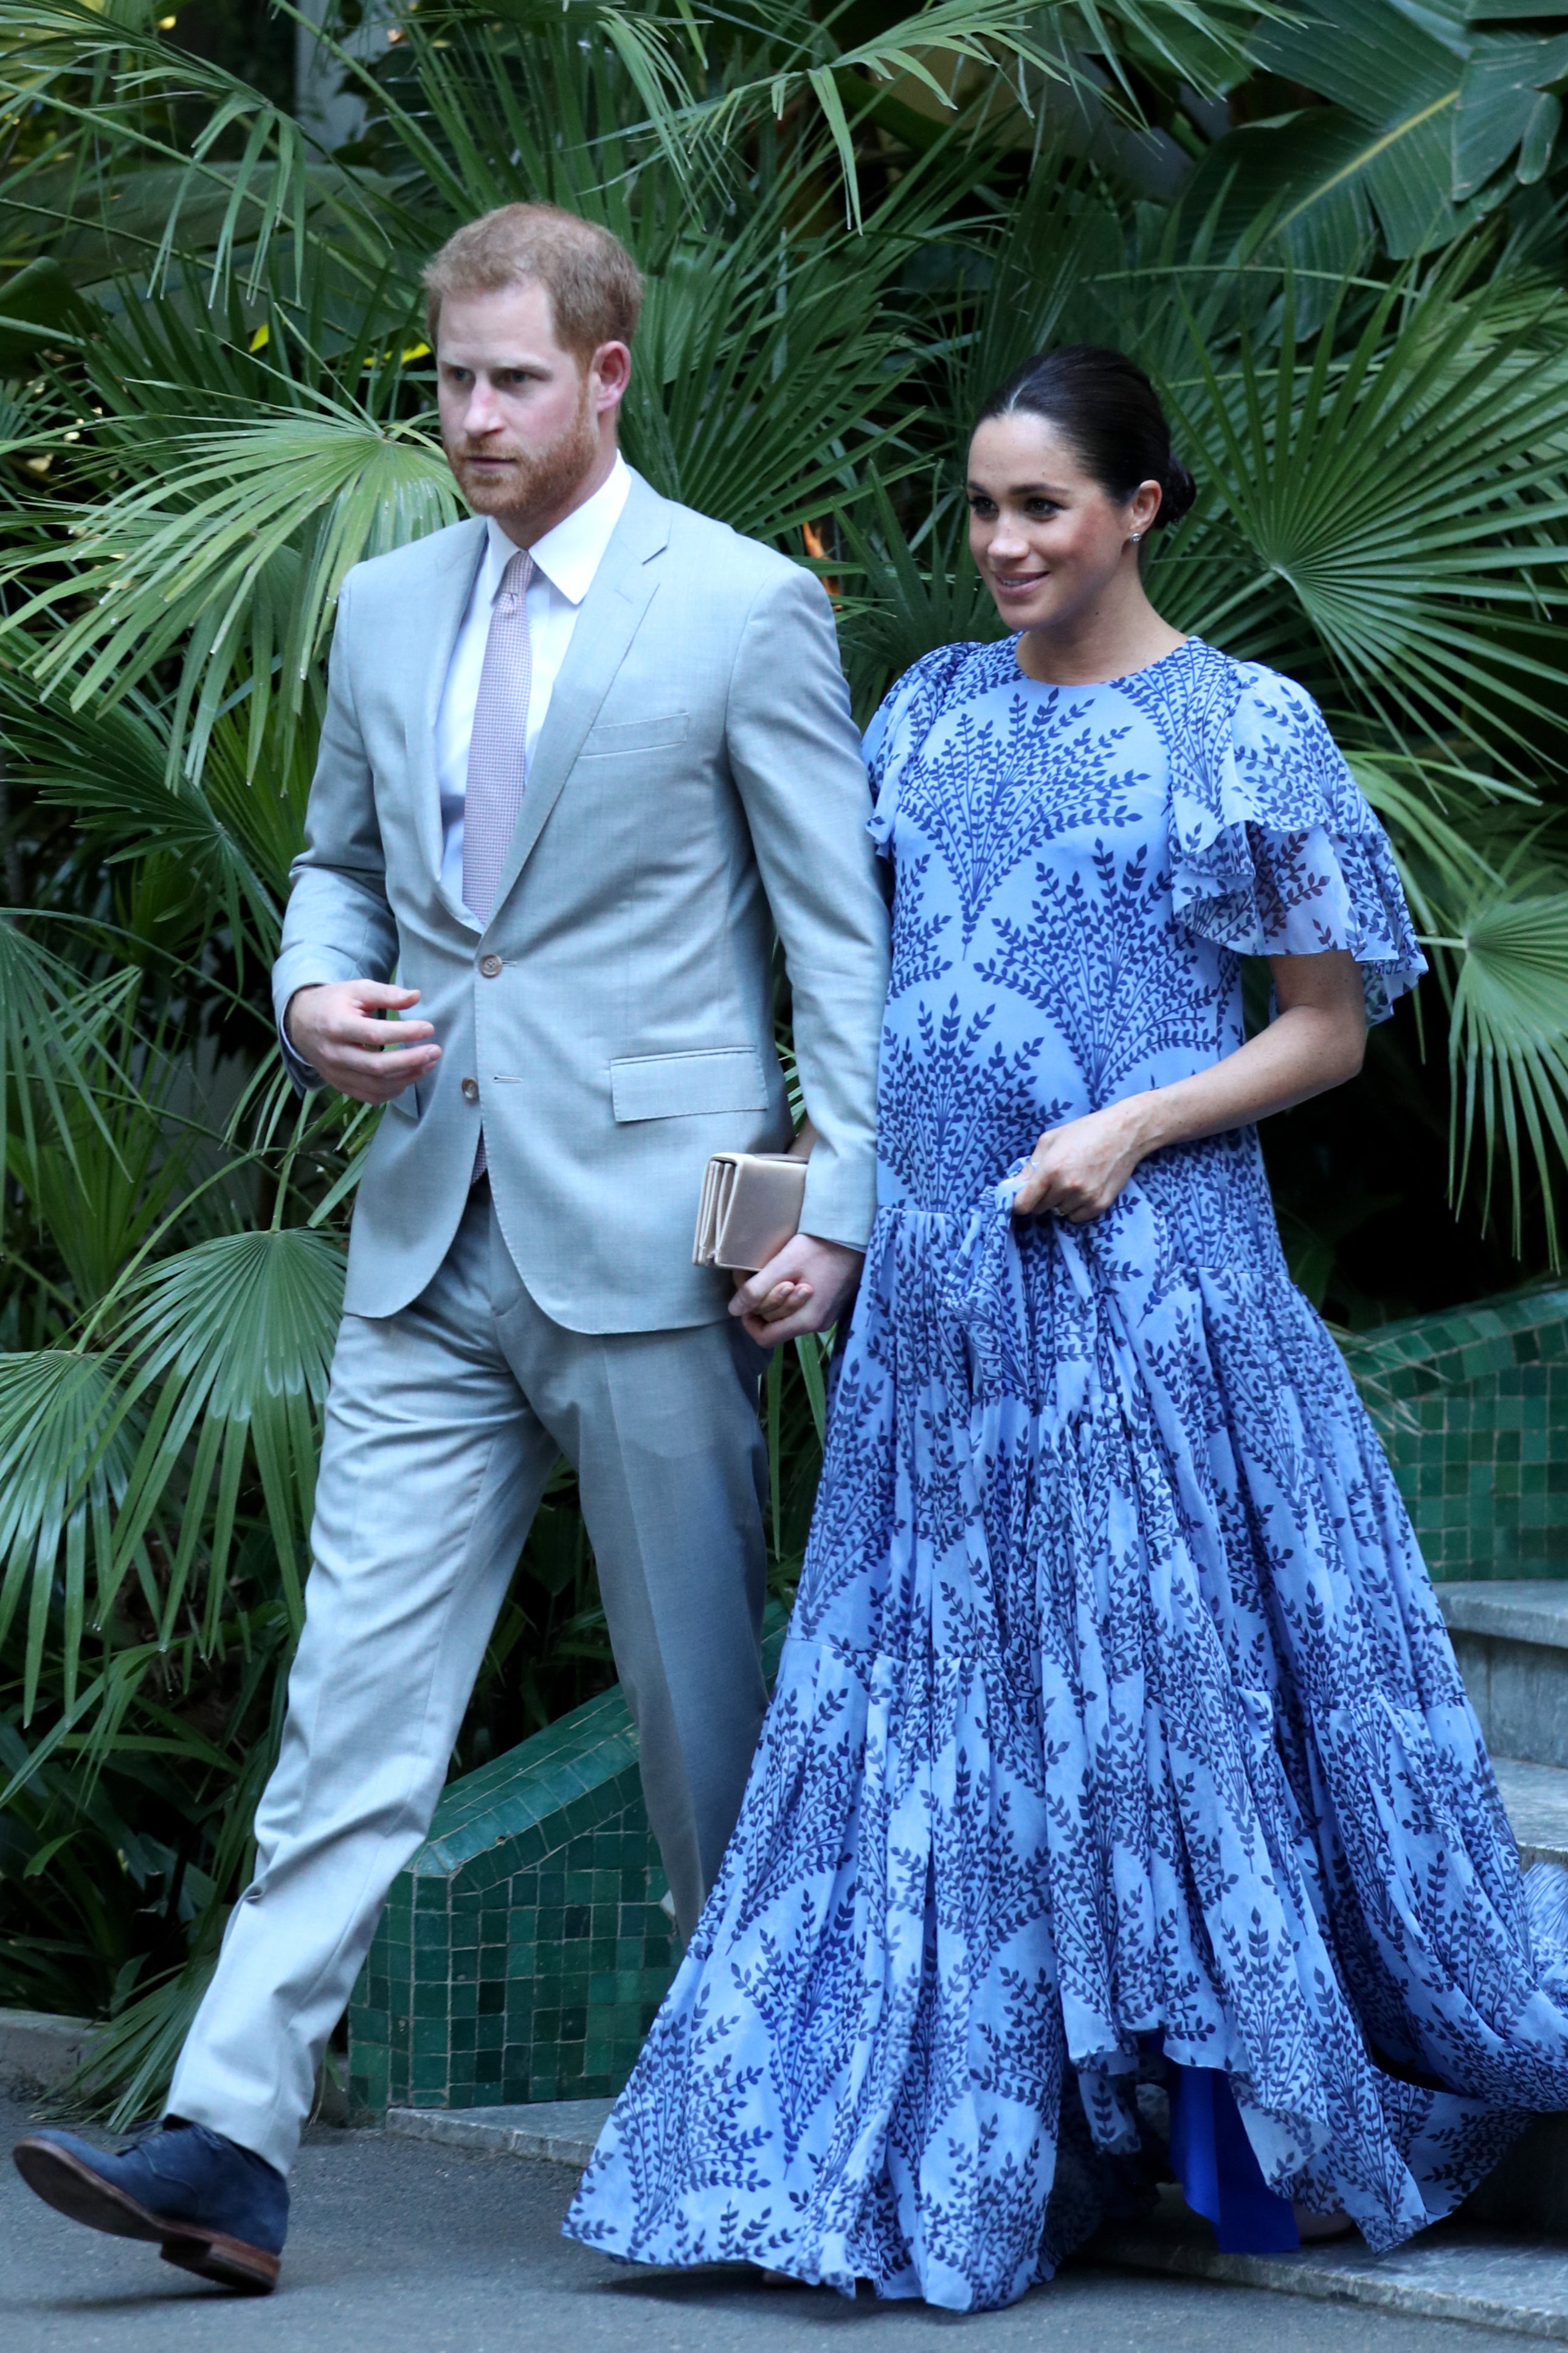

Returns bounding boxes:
[975,344,1196,529]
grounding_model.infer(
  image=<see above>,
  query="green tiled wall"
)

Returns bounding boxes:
[349,1613,786,2120]
[1340,1284,1568,1581]
[348,1685,675,2118]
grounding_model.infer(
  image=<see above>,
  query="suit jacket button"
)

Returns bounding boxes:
[479,953,503,978]
[461,1077,480,1104]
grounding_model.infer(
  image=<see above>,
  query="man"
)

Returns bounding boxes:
[15,203,889,2292]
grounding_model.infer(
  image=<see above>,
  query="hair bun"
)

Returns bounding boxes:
[1158,457,1197,529]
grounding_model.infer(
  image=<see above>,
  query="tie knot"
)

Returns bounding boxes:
[497,549,533,608]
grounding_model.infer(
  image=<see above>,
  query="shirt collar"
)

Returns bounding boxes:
[482,452,632,608]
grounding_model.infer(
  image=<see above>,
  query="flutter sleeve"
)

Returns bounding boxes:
[1169,659,1427,1024]
[863,642,974,861]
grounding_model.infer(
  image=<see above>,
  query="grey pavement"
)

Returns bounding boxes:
[0,2095,1528,2353]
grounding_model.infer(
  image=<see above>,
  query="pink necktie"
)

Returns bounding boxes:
[463,547,532,1181]
[463,548,534,926]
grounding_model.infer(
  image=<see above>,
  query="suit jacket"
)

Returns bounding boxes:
[272,468,891,1330]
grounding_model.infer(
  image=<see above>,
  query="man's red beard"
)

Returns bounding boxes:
[446,386,599,530]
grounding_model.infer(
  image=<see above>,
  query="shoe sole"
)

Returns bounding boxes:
[12,2136,279,2293]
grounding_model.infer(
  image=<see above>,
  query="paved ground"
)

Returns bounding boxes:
[0,2095,1522,2353]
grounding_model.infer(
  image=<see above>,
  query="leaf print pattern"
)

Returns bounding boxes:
[886,853,953,1000]
[976,842,1228,1108]
[565,640,1568,2312]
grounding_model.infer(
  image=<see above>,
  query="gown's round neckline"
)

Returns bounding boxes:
[1008,632,1198,693]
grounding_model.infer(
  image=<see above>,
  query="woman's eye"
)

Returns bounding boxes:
[1026,500,1059,518]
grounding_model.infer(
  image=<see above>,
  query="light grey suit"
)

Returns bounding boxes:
[274,468,885,1326]
[167,470,889,2174]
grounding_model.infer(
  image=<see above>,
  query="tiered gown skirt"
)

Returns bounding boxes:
[566,1163,1568,2308]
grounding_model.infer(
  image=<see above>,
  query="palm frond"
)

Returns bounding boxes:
[835,471,1001,720]
[4,404,458,781]
[1440,881,1568,1260]
[0,1353,134,1723]
[106,1229,347,1645]
[1161,264,1568,765]
[0,920,139,1187]
[0,2,395,303]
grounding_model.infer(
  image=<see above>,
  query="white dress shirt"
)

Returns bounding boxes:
[435,452,631,909]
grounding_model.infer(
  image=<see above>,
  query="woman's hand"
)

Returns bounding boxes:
[1011,950,1369,1225]
[1012,1101,1147,1222]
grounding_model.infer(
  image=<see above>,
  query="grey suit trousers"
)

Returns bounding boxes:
[168,1185,769,2175]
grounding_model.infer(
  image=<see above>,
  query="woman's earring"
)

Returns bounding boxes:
[1130,531,1144,544]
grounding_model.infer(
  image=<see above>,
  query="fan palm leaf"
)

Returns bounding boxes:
[1,681,288,954]
[0,3,395,302]
[1159,265,1568,761]
[2,403,458,781]
[105,1228,347,1647]
[0,920,138,1187]
[0,1353,134,1723]
[1437,881,1568,1258]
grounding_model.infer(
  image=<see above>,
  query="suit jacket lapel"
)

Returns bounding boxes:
[406,515,488,918]
[482,471,672,927]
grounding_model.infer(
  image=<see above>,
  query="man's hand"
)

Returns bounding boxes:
[728,1233,863,1349]
[286,980,440,1105]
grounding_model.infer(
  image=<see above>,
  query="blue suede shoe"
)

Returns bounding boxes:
[13,2118,288,2293]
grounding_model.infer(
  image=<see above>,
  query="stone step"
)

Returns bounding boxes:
[1438,1580,1568,1769]
[1098,2189,1568,2340]
[1494,1755,1568,1870]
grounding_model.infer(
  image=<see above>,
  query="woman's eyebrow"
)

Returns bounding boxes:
[967,479,1071,497]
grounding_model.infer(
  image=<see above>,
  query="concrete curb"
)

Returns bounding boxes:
[387,2098,610,2170]
[0,2009,98,2095]
[1098,2204,1568,2342]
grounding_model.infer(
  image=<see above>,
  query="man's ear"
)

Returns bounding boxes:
[591,339,632,414]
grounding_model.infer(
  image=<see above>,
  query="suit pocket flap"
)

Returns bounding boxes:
[579,712,689,758]
[611,1048,767,1122]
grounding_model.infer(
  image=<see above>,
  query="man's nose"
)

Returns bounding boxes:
[465,379,503,434]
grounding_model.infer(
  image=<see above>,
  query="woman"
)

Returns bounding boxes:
[564,346,1568,2309]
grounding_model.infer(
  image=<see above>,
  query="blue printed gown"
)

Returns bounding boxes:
[565,636,1568,2308]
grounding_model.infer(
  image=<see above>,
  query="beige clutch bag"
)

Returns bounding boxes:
[693,1129,813,1272]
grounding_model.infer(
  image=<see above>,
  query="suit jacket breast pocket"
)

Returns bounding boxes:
[578,713,689,760]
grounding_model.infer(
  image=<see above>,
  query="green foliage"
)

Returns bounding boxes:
[4,0,1568,2116]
